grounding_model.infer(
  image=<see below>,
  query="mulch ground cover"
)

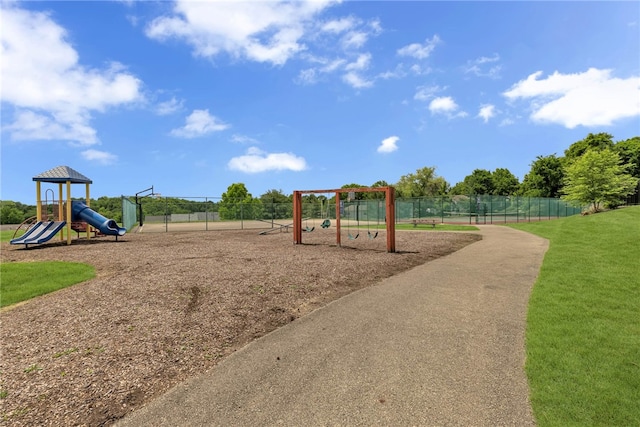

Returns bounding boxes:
[0,228,480,426]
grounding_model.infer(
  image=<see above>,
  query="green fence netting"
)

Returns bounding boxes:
[122,196,137,230]
[394,195,582,224]
[135,195,583,232]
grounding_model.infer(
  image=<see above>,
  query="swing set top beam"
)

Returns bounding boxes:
[293,187,390,195]
[292,187,396,252]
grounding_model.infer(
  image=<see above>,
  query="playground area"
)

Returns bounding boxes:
[0,227,480,426]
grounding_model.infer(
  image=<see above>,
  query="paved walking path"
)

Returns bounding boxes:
[117,226,548,426]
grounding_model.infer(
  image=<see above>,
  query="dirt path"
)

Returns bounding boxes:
[117,226,548,426]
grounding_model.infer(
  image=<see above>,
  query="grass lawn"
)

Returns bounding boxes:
[1,229,24,243]
[0,261,95,308]
[509,206,640,426]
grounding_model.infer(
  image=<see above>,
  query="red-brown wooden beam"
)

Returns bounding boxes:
[293,187,395,252]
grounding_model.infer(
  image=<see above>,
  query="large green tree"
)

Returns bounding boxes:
[0,201,25,224]
[339,183,368,200]
[259,189,291,219]
[520,154,564,197]
[614,136,640,203]
[451,169,493,195]
[368,180,390,199]
[614,136,640,178]
[562,149,638,211]
[564,132,615,162]
[0,201,36,224]
[491,168,520,195]
[395,166,449,198]
[219,183,261,220]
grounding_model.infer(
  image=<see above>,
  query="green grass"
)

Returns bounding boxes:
[509,206,640,426]
[1,229,24,243]
[0,261,95,308]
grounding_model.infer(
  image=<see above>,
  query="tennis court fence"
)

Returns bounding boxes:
[127,195,583,232]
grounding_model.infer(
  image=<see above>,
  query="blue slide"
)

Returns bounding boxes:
[72,201,126,237]
[10,221,67,247]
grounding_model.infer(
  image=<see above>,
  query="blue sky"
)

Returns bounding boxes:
[1,1,639,204]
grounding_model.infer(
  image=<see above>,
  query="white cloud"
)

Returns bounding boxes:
[503,68,640,128]
[429,96,467,118]
[231,134,259,144]
[342,31,368,49]
[155,97,183,115]
[342,72,373,89]
[321,58,348,73]
[146,1,382,91]
[397,35,441,59]
[342,53,373,88]
[170,109,230,138]
[146,0,337,66]
[477,104,496,123]
[321,17,356,34]
[377,64,408,80]
[409,64,432,76]
[296,68,318,85]
[345,53,371,71]
[414,85,446,101]
[228,146,307,173]
[377,136,400,153]
[0,6,143,145]
[4,110,97,144]
[464,53,501,78]
[81,149,118,165]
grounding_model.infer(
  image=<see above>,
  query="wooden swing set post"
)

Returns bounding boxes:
[293,186,395,252]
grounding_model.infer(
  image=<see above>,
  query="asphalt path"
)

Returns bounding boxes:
[117,225,548,426]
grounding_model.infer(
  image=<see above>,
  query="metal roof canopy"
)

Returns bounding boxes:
[33,166,92,184]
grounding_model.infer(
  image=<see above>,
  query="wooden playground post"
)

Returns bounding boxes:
[66,180,72,245]
[36,181,42,221]
[85,183,91,240]
[58,183,64,241]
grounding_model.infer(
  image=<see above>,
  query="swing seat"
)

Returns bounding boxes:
[320,219,331,228]
[348,233,359,240]
[305,226,315,232]
[368,231,378,239]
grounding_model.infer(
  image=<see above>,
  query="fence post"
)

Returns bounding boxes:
[504,197,507,223]
[490,195,493,224]
[165,197,168,232]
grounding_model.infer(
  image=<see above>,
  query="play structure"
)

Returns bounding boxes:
[292,187,396,252]
[10,166,126,248]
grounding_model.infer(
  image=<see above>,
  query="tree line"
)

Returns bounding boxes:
[2,132,638,224]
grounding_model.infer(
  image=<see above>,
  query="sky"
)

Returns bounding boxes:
[1,0,639,204]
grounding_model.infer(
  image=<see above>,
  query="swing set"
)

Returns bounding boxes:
[344,197,381,240]
[293,186,396,253]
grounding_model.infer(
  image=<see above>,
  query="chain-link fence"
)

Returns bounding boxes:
[132,195,582,232]
[395,195,582,224]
